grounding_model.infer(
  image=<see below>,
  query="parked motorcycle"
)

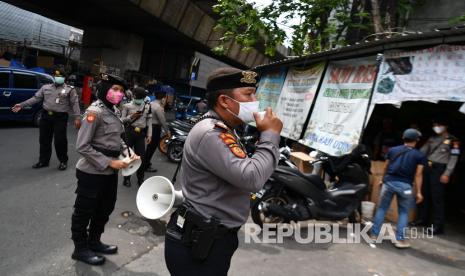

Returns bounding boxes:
[250,145,370,228]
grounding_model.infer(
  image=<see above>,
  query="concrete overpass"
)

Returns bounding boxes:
[4,0,285,88]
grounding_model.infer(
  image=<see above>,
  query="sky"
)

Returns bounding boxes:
[246,0,300,46]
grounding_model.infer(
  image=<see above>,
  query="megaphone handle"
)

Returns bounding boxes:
[171,161,182,183]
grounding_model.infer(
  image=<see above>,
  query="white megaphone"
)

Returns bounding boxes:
[136,176,184,220]
[119,147,142,176]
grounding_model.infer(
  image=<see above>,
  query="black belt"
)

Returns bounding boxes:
[43,110,67,116]
[92,146,120,158]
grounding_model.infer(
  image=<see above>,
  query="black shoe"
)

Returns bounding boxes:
[410,220,428,227]
[145,166,158,173]
[71,248,105,265]
[123,178,131,187]
[58,162,67,171]
[32,162,49,169]
[89,241,118,254]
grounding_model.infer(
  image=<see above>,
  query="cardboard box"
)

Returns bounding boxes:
[290,152,313,173]
[369,164,416,223]
[0,58,10,67]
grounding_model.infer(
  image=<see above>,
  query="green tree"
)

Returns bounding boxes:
[213,0,421,57]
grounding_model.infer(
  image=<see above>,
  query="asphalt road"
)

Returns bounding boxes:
[1,121,465,276]
[0,121,177,276]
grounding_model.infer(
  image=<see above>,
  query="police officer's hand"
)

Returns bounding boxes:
[74,118,81,129]
[12,104,22,113]
[110,160,129,169]
[416,192,424,204]
[146,137,152,144]
[440,174,450,184]
[254,107,283,134]
[130,112,142,120]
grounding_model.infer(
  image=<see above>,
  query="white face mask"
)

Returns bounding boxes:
[225,96,259,124]
[433,126,445,134]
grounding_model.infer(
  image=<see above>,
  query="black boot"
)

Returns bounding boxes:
[58,162,67,171]
[88,234,118,254]
[32,162,49,169]
[123,177,131,187]
[72,242,105,265]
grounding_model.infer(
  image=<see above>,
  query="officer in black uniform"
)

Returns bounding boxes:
[12,68,81,170]
[71,74,140,265]
[164,68,283,276]
[417,117,460,235]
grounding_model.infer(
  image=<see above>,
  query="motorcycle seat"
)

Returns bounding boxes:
[299,173,326,191]
[327,183,366,197]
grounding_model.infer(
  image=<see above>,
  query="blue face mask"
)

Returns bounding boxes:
[54,76,65,85]
[133,99,144,105]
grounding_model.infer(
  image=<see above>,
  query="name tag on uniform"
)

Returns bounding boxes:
[176,215,185,228]
[55,98,60,104]
[61,89,66,95]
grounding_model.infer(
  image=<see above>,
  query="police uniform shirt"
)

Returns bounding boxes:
[421,135,460,176]
[20,83,80,117]
[121,101,153,136]
[150,100,170,133]
[76,100,124,175]
[180,111,280,228]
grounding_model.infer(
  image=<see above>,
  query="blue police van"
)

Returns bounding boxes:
[0,68,54,126]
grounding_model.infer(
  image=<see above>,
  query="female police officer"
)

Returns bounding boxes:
[164,68,283,275]
[71,74,139,265]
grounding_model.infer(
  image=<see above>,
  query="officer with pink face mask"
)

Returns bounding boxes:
[70,74,140,265]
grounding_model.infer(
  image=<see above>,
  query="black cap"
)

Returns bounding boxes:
[100,73,128,91]
[206,68,259,92]
[133,87,147,99]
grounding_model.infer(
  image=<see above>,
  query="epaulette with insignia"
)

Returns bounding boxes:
[215,121,229,131]
[219,131,246,159]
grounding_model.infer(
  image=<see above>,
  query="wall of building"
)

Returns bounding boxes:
[407,0,465,32]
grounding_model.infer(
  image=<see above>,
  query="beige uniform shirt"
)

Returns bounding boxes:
[121,101,153,137]
[76,100,125,175]
[421,134,460,176]
[20,83,80,117]
[180,111,280,228]
[150,100,169,133]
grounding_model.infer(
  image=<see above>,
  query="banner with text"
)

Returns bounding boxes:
[256,68,287,111]
[302,57,378,156]
[276,63,325,139]
[373,44,465,106]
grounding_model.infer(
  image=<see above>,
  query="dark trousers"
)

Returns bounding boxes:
[164,215,239,276]
[145,124,162,168]
[124,127,146,182]
[71,170,118,247]
[418,163,447,227]
[39,111,68,163]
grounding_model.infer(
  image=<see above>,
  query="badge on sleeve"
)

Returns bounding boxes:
[229,145,247,159]
[86,112,96,123]
[451,141,461,155]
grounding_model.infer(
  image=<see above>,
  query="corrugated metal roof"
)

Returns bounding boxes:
[254,26,465,70]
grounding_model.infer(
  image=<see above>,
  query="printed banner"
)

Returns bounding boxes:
[302,57,378,156]
[275,63,325,139]
[256,68,287,111]
[373,44,465,106]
